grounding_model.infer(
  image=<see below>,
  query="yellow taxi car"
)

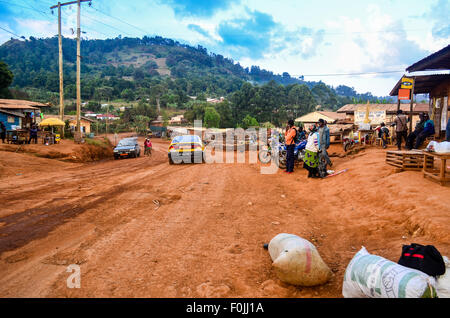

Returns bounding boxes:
[168,134,205,164]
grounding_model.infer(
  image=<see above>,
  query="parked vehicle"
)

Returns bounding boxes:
[276,139,307,169]
[113,137,141,159]
[168,135,205,164]
[342,136,360,152]
[259,138,307,169]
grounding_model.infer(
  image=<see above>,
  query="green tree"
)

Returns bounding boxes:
[241,115,259,129]
[0,60,13,98]
[215,101,234,128]
[287,84,316,117]
[94,86,114,101]
[86,101,101,112]
[121,88,135,101]
[134,115,150,135]
[204,106,220,128]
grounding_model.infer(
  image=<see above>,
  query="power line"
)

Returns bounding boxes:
[289,70,404,77]
[81,11,134,37]
[0,26,23,39]
[88,5,149,36]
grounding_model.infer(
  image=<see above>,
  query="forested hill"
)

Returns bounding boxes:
[0,35,389,106]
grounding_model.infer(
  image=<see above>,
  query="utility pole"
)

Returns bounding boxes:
[409,77,415,134]
[50,0,91,139]
[57,3,64,137]
[76,0,81,134]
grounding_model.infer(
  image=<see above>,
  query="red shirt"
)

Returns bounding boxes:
[144,140,152,147]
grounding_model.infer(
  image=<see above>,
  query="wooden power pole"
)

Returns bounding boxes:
[57,2,64,137]
[51,0,91,137]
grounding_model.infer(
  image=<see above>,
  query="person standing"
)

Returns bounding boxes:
[393,109,408,150]
[28,125,38,144]
[284,119,297,174]
[378,122,390,149]
[144,138,152,156]
[318,119,332,168]
[0,121,5,143]
[303,125,320,178]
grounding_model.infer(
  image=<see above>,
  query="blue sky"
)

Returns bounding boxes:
[0,0,449,96]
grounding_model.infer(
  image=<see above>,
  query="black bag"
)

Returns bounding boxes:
[398,243,446,276]
[293,128,299,143]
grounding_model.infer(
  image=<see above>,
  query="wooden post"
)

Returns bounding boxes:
[409,77,415,134]
[49,0,92,141]
[58,2,64,138]
[76,0,81,134]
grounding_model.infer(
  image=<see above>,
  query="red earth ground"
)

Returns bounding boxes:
[0,135,449,297]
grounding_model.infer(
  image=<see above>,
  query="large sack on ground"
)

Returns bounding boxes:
[268,233,332,286]
[427,141,450,153]
[436,256,450,298]
[343,247,437,298]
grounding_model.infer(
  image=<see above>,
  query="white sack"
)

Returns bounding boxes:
[343,246,437,298]
[268,233,332,286]
[436,256,450,298]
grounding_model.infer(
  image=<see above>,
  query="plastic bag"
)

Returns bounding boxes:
[436,256,450,298]
[268,233,332,286]
[427,141,450,153]
[343,247,437,298]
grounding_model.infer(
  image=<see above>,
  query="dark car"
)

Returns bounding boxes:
[113,137,141,159]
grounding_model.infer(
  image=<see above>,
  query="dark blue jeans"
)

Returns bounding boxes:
[286,144,295,172]
[446,119,450,142]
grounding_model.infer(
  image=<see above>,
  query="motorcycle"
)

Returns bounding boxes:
[342,136,359,152]
[275,139,307,169]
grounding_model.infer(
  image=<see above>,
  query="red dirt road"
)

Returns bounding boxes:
[0,138,449,297]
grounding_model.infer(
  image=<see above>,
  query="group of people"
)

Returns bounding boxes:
[284,118,332,178]
[375,110,442,151]
[0,121,39,144]
[392,109,436,150]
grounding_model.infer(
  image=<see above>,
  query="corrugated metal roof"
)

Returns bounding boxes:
[44,114,96,123]
[295,111,346,123]
[337,103,430,113]
[389,73,450,96]
[0,99,49,109]
[0,109,25,117]
[406,45,450,72]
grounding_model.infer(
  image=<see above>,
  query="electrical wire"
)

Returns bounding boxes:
[290,70,405,77]
[0,25,23,39]
[88,5,149,36]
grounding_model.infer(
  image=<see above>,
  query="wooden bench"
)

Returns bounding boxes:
[386,150,434,171]
[422,151,450,186]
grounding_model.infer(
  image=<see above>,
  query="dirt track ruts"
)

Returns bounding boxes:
[0,138,449,298]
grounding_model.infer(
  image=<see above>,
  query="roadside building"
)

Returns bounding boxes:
[96,113,120,121]
[206,97,225,104]
[296,111,352,143]
[389,44,450,138]
[0,99,50,129]
[83,111,98,118]
[295,111,347,125]
[0,109,23,130]
[337,103,429,128]
[151,115,164,127]
[169,114,187,125]
[44,115,96,134]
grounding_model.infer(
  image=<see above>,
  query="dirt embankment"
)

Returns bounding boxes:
[0,137,114,164]
[0,139,449,298]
